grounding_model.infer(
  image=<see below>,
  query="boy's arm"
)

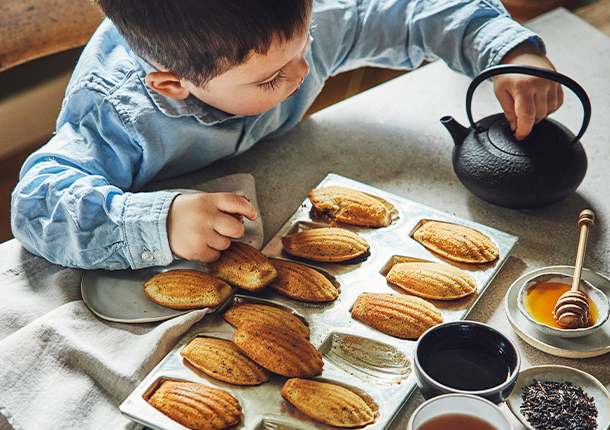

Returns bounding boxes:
[12,127,175,270]
[317,0,544,78]
[12,96,258,270]
[314,0,560,139]
[12,120,257,270]
[493,42,563,140]
[12,87,186,270]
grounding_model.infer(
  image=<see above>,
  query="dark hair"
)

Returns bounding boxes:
[94,0,312,86]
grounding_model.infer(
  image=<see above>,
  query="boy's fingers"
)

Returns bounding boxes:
[550,84,564,114]
[505,106,518,132]
[197,247,222,263]
[217,193,258,221]
[214,214,246,239]
[494,87,517,131]
[533,92,549,124]
[206,232,233,252]
[513,93,536,140]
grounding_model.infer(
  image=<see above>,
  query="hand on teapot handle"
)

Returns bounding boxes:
[493,41,564,140]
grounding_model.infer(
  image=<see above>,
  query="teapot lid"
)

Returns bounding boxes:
[486,116,562,156]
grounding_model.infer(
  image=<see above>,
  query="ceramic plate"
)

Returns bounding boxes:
[79,174,262,323]
[506,365,610,430]
[81,259,221,323]
[505,266,610,358]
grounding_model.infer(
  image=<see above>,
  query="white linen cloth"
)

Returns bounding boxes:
[0,174,262,430]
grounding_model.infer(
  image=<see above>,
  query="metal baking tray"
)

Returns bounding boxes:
[120,173,518,430]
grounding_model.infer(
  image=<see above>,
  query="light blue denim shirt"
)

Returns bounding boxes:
[11,0,543,270]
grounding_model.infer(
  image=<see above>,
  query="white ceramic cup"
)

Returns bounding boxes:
[407,393,514,430]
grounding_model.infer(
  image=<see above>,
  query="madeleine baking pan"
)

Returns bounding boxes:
[120,173,518,430]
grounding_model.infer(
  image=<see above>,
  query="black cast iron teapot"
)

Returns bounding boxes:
[441,64,590,209]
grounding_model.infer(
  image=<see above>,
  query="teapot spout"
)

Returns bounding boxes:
[441,116,469,146]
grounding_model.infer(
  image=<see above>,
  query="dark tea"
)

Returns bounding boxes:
[416,413,498,430]
[420,338,511,391]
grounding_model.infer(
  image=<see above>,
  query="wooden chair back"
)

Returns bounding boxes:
[0,0,104,72]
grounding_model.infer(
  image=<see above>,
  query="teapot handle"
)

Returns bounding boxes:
[466,64,591,144]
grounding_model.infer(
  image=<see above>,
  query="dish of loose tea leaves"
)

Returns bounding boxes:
[506,365,610,430]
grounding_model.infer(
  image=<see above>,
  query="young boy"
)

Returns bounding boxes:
[11,0,562,270]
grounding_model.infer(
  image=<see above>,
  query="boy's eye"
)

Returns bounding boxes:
[258,70,286,91]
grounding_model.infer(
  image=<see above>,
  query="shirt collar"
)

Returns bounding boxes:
[132,53,236,125]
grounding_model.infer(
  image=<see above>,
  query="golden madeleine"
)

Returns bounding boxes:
[281,378,376,428]
[222,302,310,338]
[148,380,242,430]
[281,227,369,262]
[270,259,339,302]
[412,220,499,263]
[207,241,277,292]
[308,186,392,227]
[386,262,477,300]
[143,269,232,309]
[180,337,271,385]
[351,293,443,339]
[232,322,323,378]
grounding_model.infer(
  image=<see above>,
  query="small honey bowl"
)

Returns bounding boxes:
[518,273,610,338]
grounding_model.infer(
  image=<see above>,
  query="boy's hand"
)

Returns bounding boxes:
[167,192,258,262]
[493,42,563,140]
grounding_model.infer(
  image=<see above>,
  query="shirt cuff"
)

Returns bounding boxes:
[121,190,181,270]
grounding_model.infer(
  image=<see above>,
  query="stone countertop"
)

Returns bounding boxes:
[1,6,607,430]
[167,7,610,429]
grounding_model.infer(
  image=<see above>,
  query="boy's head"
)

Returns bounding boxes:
[95,0,312,87]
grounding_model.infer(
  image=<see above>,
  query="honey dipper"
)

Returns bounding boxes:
[554,209,594,328]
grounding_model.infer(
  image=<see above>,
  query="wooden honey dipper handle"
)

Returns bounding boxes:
[572,209,594,292]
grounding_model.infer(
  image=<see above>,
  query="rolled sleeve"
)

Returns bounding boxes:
[122,191,178,269]
[463,14,545,76]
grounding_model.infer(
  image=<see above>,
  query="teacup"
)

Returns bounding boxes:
[413,320,520,404]
[407,393,514,430]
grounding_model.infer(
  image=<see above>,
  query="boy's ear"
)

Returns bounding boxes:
[145,71,191,100]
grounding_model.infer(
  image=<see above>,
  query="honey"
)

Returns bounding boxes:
[523,282,598,329]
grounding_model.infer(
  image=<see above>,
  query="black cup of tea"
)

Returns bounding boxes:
[414,320,520,404]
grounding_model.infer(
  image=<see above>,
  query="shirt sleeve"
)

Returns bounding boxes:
[311,0,545,78]
[11,87,179,270]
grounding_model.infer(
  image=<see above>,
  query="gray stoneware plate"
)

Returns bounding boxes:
[81,259,210,323]
[506,365,610,430]
[505,266,610,358]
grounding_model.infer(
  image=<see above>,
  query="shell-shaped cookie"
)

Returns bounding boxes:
[207,241,277,292]
[281,227,369,262]
[232,322,323,377]
[148,380,242,430]
[281,378,376,428]
[222,303,310,338]
[412,220,499,263]
[351,293,443,339]
[270,259,339,302]
[308,186,391,227]
[386,262,477,300]
[143,269,232,309]
[180,337,272,385]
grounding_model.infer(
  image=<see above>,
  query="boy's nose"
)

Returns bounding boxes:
[291,57,310,82]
